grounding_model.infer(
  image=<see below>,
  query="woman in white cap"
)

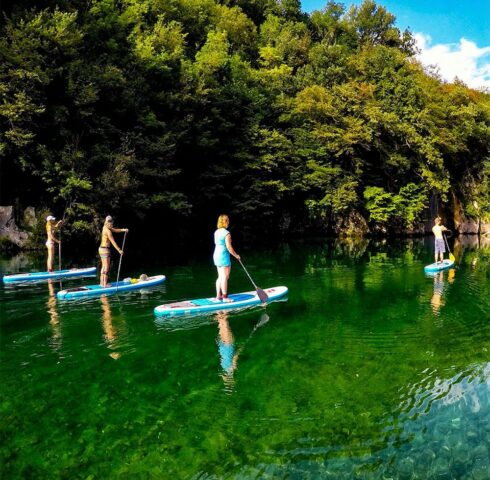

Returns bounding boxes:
[99,216,128,287]
[46,215,62,272]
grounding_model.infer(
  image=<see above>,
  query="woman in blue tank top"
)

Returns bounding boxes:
[213,214,240,302]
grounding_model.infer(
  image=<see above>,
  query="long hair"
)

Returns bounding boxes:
[217,215,229,229]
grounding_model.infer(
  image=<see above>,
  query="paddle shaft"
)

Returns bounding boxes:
[115,231,127,293]
[238,258,268,303]
[58,230,62,271]
[443,231,455,261]
[238,259,258,289]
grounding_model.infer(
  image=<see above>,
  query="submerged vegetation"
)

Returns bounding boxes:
[0,0,489,241]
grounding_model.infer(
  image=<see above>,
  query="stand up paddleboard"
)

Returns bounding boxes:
[154,286,288,317]
[424,259,455,273]
[2,267,96,284]
[57,275,166,299]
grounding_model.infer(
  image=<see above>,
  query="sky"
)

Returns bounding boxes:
[301,0,490,89]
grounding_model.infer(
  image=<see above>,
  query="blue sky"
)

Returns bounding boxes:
[301,1,490,89]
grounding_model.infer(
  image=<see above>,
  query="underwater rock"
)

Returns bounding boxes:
[418,448,437,468]
[452,443,470,476]
[466,429,480,445]
[397,456,415,480]
[470,459,490,480]
[471,445,489,463]
[430,457,451,480]
[381,464,396,480]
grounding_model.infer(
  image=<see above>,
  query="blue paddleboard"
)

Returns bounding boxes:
[57,275,166,299]
[154,286,288,317]
[2,267,96,284]
[424,259,455,272]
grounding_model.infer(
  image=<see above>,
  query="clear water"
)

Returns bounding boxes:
[1,237,489,479]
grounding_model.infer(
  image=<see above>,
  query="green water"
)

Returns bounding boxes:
[1,237,489,479]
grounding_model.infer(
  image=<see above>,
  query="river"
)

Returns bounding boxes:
[1,236,489,478]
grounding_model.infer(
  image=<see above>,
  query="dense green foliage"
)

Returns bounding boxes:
[1,0,489,241]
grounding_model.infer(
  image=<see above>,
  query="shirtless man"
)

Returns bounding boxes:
[46,215,62,272]
[99,216,128,287]
[432,217,448,264]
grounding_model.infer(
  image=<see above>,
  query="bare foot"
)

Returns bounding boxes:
[223,297,233,303]
[212,298,223,303]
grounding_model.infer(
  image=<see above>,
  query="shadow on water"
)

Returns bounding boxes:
[0,236,489,478]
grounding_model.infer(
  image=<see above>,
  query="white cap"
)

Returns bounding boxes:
[46,215,56,221]
[105,215,113,223]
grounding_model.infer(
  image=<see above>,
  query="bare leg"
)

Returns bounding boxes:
[221,266,232,302]
[47,246,55,272]
[100,257,110,287]
[215,271,223,301]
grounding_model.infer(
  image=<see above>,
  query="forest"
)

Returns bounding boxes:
[1,0,489,245]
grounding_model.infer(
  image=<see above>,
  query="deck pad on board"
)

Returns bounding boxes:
[2,267,96,284]
[57,275,166,299]
[424,259,455,272]
[154,286,288,317]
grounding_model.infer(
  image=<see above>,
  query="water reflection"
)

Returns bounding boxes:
[47,280,61,351]
[216,311,270,392]
[429,268,456,315]
[216,311,238,390]
[0,251,32,274]
[100,295,125,360]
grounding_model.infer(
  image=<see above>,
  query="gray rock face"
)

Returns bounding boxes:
[23,206,36,228]
[458,218,490,234]
[334,210,370,236]
[0,206,30,247]
[452,192,490,234]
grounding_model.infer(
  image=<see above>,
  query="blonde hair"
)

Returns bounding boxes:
[217,214,229,229]
[435,217,442,225]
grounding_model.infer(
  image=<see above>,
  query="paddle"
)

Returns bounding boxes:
[58,230,62,272]
[237,258,268,304]
[443,231,455,262]
[115,230,127,293]
[56,219,64,289]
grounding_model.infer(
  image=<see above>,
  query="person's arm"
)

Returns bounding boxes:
[107,230,122,254]
[225,234,240,260]
[53,220,63,242]
[110,227,129,233]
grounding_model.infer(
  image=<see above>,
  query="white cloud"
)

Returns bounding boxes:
[414,33,490,90]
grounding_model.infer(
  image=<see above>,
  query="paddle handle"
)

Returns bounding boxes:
[115,230,127,292]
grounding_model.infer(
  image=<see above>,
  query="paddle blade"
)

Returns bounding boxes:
[257,287,269,304]
[449,252,455,262]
